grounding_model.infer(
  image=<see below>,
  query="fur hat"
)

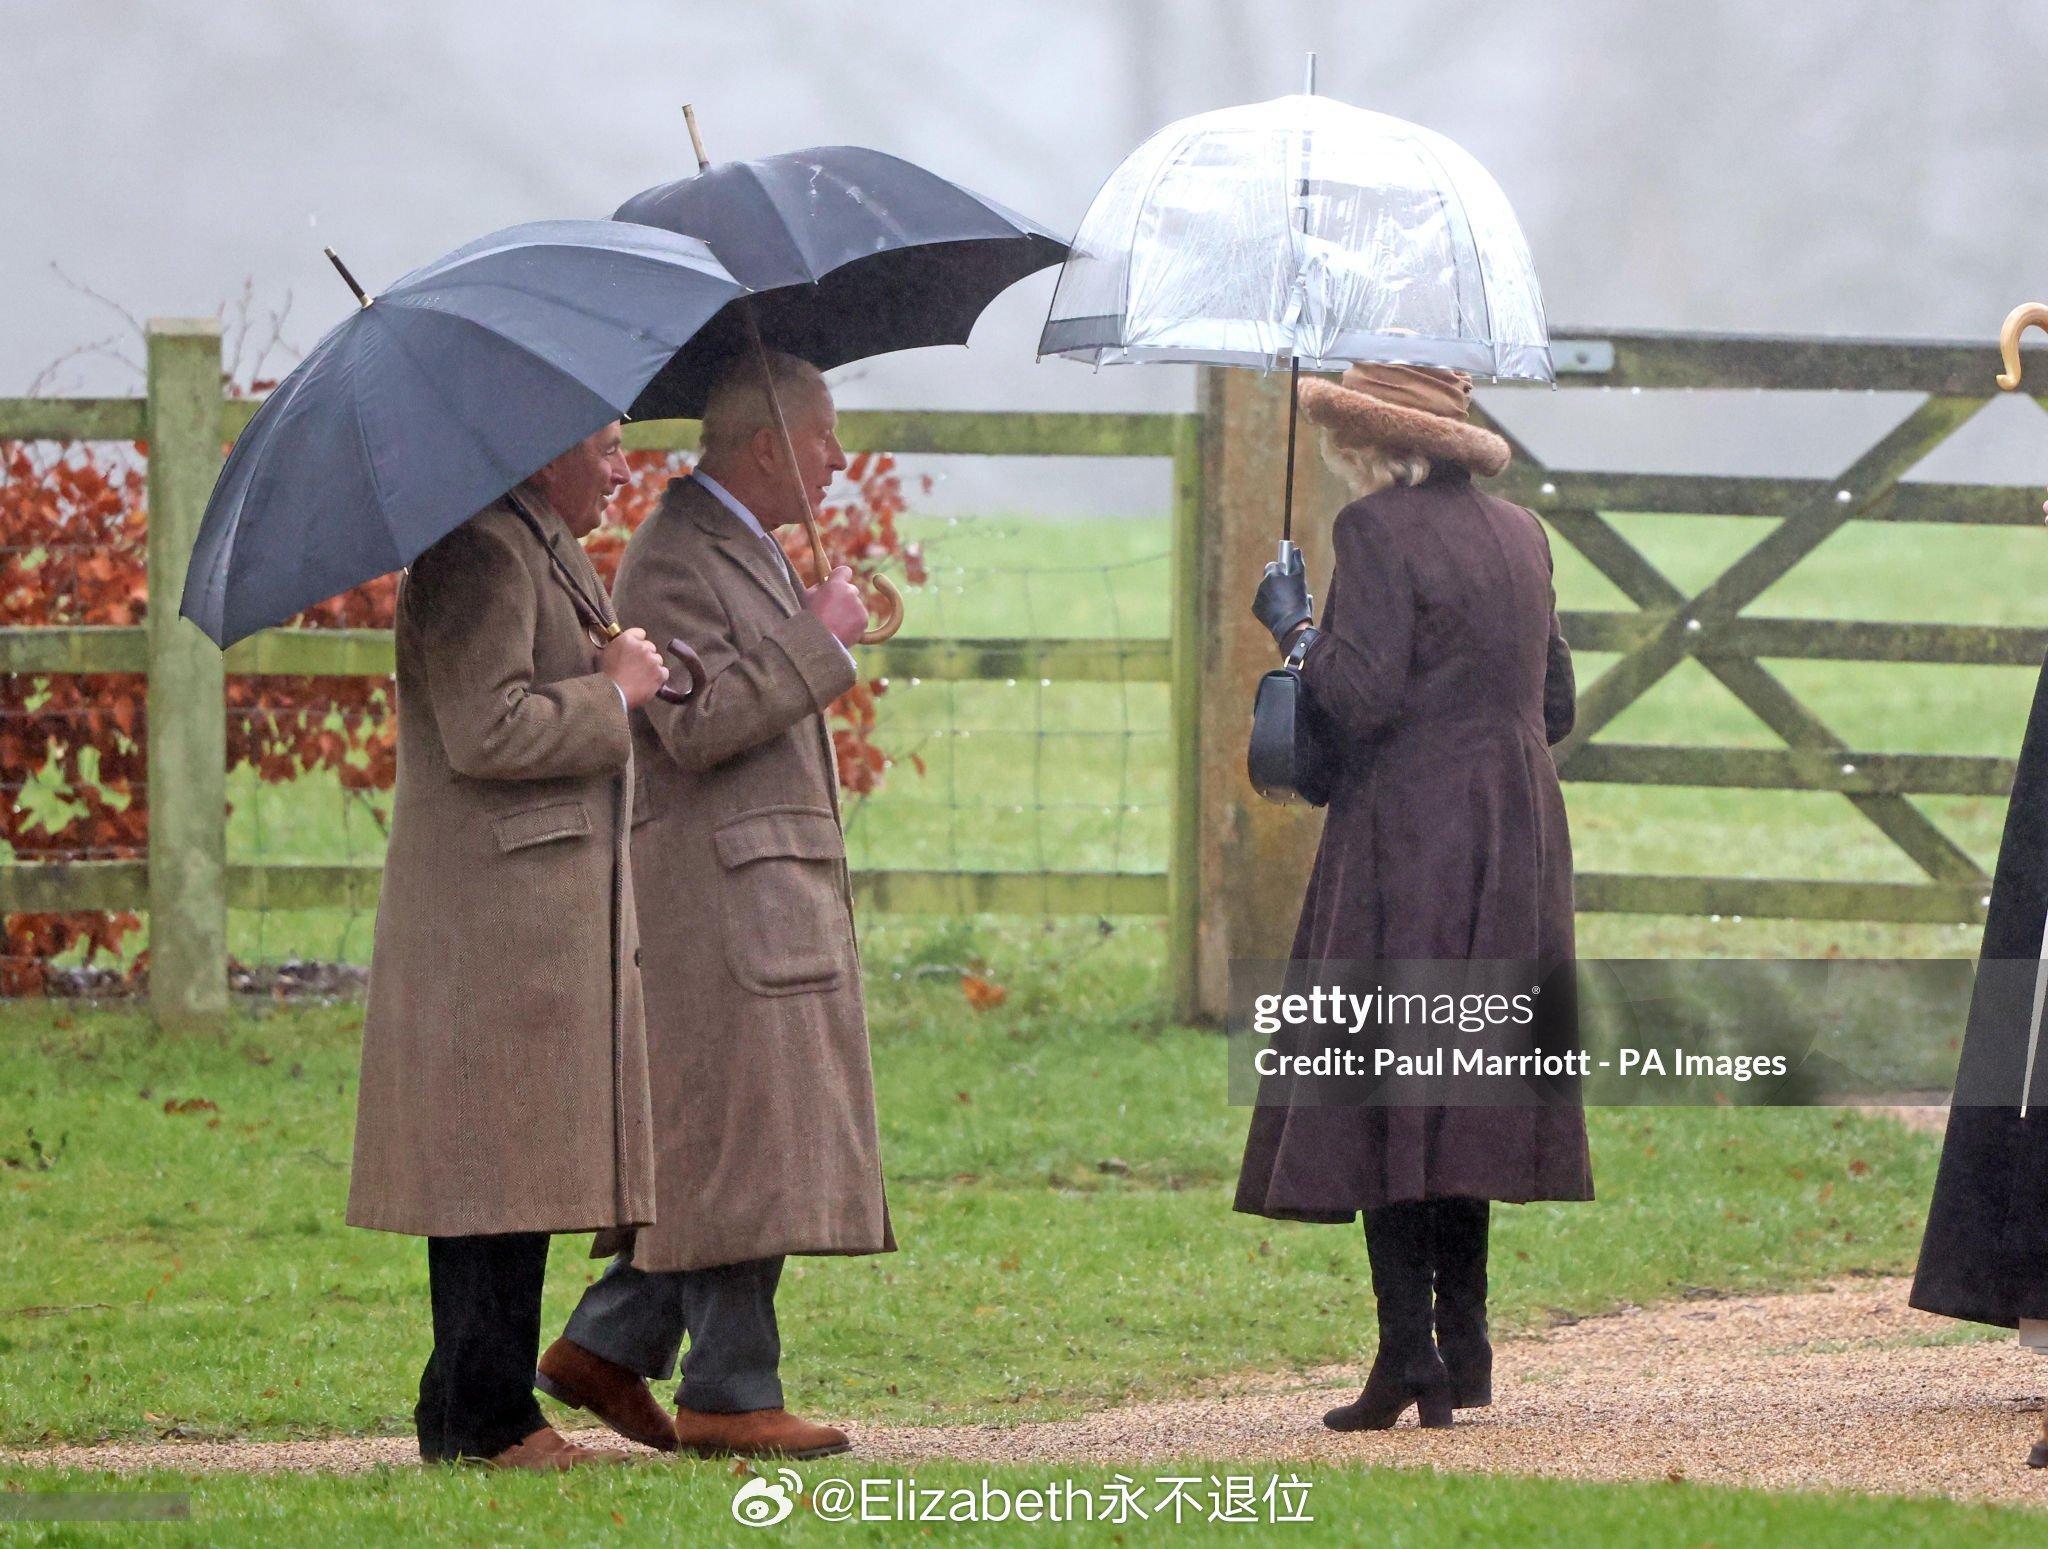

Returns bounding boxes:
[1297,362,1511,477]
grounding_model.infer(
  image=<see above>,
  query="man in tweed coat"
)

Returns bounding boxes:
[347,421,668,1470]
[536,355,890,1461]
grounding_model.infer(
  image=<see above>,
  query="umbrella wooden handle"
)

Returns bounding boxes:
[793,504,904,644]
[654,637,708,703]
[1998,302,2048,390]
[859,574,904,643]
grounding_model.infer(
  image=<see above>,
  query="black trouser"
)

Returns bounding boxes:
[415,1233,550,1461]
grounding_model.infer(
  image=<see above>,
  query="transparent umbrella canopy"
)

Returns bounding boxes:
[1041,72,1550,555]
[1039,89,1552,383]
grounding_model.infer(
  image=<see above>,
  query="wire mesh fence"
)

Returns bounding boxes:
[843,514,1170,883]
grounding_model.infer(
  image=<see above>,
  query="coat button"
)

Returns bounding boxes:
[633,947,644,967]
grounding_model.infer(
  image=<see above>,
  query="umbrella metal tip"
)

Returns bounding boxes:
[323,246,372,307]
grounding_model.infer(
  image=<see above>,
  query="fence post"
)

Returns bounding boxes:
[1168,407,1205,1021]
[145,319,228,1031]
[1185,367,1349,1021]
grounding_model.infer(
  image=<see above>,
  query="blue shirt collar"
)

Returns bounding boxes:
[692,470,776,548]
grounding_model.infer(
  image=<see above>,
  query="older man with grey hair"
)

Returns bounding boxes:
[535,352,892,1460]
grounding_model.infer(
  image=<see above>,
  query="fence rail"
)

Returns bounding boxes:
[6,322,2048,1024]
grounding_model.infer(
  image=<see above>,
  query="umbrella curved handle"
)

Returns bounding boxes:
[1998,302,2048,390]
[859,575,905,644]
[654,637,708,703]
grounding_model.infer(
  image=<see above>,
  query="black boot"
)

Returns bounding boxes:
[1432,1198,1492,1409]
[1324,1202,1454,1431]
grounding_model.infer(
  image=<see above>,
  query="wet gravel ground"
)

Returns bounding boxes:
[11,1275,2048,1509]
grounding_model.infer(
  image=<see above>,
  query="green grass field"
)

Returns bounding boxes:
[0,956,1946,1446]
[0,959,2001,1543]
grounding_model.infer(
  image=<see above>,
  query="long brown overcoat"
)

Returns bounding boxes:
[347,495,656,1238]
[1235,466,1594,1221]
[606,475,893,1273]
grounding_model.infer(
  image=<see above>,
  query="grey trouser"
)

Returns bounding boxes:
[562,1253,785,1414]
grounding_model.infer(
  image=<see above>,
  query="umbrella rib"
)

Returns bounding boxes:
[394,259,731,355]
[1285,115,1311,362]
[226,336,361,627]
[194,350,296,630]
[343,323,408,574]
[380,306,621,498]
[728,161,823,282]
[1117,129,1196,364]
[1408,133,1495,366]
[372,266,735,446]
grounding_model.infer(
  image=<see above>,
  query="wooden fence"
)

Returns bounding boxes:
[1491,332,2040,926]
[2,320,2045,1027]
[0,319,1199,1028]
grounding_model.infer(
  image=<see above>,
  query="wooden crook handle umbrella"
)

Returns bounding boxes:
[1998,302,2048,391]
[684,107,904,644]
[1999,298,2048,1116]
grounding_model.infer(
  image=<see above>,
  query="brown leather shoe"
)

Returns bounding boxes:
[536,1337,677,1452]
[486,1425,629,1470]
[672,1406,850,1460]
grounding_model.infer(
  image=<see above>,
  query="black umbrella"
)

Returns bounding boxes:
[181,219,745,689]
[613,110,1068,641]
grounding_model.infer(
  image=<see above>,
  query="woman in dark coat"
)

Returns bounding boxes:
[1234,362,1593,1431]
[1910,649,2048,1467]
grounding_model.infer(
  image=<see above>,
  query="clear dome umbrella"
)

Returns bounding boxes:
[1039,59,1552,547]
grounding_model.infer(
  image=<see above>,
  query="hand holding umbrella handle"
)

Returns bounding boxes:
[654,638,708,703]
[791,533,903,643]
[1997,302,2048,390]
[790,515,903,642]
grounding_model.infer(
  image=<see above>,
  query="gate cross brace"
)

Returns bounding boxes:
[1472,395,1991,885]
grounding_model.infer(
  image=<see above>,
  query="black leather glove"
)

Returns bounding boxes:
[1252,546,1313,655]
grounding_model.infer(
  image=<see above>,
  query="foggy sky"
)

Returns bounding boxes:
[11,1,2048,501]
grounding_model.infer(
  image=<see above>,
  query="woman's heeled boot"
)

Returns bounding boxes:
[1432,1198,1492,1408]
[1324,1202,1455,1431]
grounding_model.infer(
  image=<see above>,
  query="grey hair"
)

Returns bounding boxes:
[698,351,828,457]
[1318,431,1431,499]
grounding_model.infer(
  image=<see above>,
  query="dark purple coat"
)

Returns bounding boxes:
[1234,466,1594,1221]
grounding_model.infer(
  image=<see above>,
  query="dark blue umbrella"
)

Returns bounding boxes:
[180,219,747,648]
[612,114,1067,642]
[613,136,1067,421]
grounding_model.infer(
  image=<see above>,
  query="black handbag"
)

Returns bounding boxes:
[1247,631,1331,807]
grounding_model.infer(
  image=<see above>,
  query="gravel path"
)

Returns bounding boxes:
[10,1274,2048,1508]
